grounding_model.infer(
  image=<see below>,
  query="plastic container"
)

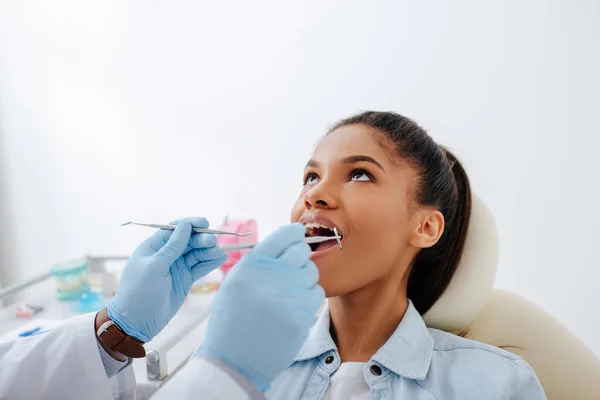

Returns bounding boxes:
[51,260,91,301]
[69,291,105,314]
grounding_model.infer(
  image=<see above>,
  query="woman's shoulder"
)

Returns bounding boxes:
[421,328,545,398]
[427,327,522,361]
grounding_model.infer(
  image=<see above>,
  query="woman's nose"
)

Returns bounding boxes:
[304,183,338,210]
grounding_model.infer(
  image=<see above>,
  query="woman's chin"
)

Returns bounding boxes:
[316,273,348,298]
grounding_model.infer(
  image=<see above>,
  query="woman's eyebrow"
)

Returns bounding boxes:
[305,155,385,171]
[341,155,385,171]
[305,159,319,169]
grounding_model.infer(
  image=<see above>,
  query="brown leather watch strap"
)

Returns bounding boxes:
[97,319,146,358]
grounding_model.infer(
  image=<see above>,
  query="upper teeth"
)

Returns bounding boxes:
[304,222,334,231]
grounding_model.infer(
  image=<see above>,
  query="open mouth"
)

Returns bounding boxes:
[304,222,343,252]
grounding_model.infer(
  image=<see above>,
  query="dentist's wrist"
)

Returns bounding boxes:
[95,308,128,362]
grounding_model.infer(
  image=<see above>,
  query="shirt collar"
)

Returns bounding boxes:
[294,300,434,380]
[294,304,337,361]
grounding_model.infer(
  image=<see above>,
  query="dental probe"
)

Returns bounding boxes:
[222,231,342,251]
[121,221,254,237]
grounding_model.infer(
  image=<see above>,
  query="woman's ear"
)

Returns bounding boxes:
[408,209,445,249]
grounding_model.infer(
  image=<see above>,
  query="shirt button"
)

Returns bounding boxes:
[325,356,334,364]
[370,364,382,376]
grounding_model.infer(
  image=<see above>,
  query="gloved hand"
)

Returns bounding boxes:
[107,217,227,342]
[197,223,325,392]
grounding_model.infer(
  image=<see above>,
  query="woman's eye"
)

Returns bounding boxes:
[304,173,320,185]
[350,170,372,182]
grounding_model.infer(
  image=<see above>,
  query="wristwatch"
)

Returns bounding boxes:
[96,312,146,358]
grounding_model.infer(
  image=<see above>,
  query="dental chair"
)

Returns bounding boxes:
[423,194,600,400]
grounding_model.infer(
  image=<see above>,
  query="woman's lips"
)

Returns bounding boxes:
[310,237,342,261]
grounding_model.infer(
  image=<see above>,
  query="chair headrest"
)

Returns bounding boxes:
[422,193,499,331]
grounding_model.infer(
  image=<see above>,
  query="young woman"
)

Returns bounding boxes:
[267,112,546,399]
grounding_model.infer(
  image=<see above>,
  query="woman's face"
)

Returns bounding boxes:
[290,124,424,297]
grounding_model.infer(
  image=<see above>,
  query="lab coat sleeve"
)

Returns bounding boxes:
[509,358,548,399]
[0,313,136,400]
[152,355,266,400]
[97,339,132,379]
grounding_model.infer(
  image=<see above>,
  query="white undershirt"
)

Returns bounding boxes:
[323,362,370,400]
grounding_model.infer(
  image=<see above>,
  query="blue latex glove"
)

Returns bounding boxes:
[107,217,227,342]
[197,223,325,392]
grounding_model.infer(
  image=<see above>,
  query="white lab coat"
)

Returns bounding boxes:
[0,313,262,400]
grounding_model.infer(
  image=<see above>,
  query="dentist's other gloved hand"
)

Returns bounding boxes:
[197,223,325,392]
[107,217,227,342]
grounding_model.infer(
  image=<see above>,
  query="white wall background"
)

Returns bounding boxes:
[0,0,599,353]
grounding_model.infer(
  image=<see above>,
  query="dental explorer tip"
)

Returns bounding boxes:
[334,227,342,250]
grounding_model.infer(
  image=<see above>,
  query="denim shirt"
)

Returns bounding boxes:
[267,301,547,400]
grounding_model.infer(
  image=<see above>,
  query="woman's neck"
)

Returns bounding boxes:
[328,274,409,363]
